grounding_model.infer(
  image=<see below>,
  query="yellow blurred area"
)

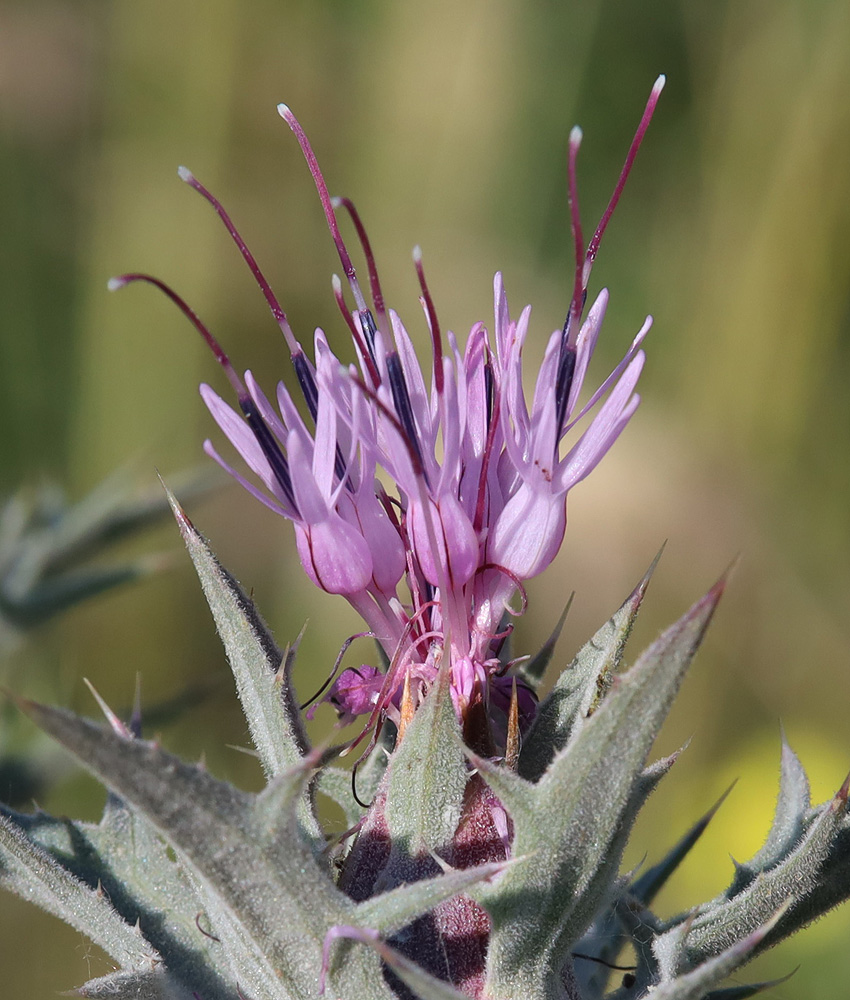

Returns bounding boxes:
[1,0,849,996]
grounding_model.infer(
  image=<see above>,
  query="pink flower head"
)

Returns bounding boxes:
[110,76,664,757]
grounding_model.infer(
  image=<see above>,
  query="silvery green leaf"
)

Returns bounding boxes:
[574,752,681,999]
[0,563,158,630]
[0,469,215,637]
[519,548,662,782]
[327,926,470,1000]
[478,578,723,1000]
[773,818,850,935]
[356,859,507,936]
[727,737,810,896]
[383,666,468,857]
[0,812,158,971]
[682,775,849,968]
[3,798,235,1000]
[166,487,322,845]
[644,905,789,1000]
[20,698,394,1000]
[73,968,194,1000]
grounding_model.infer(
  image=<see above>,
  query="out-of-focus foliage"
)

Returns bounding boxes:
[0,467,218,815]
[1,0,848,996]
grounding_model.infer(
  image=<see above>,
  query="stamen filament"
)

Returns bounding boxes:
[277,104,369,313]
[584,74,665,282]
[108,273,243,396]
[412,246,444,397]
[332,196,387,329]
[565,125,585,348]
[177,166,300,356]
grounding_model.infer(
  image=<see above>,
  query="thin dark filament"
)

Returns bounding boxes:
[351,756,370,809]
[335,196,387,324]
[298,632,376,710]
[564,128,585,347]
[179,168,300,355]
[278,105,367,312]
[110,273,242,395]
[585,76,664,270]
[195,913,221,942]
[413,249,444,397]
[572,952,636,974]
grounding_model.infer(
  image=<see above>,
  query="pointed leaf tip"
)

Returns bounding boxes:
[635,541,666,600]
[835,770,850,808]
[158,476,194,539]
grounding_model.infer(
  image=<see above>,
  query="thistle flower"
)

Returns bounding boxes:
[9,77,850,1000]
[110,77,662,757]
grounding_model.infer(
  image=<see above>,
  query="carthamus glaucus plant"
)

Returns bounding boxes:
[2,77,849,1000]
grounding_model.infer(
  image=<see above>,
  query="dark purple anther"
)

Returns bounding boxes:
[386,352,426,474]
[484,360,494,429]
[554,343,578,439]
[292,351,319,422]
[359,308,379,361]
[238,394,297,511]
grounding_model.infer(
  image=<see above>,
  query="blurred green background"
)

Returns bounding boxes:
[2,0,850,995]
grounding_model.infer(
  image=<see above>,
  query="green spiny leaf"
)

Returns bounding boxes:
[383,666,468,856]
[682,775,849,968]
[3,799,236,999]
[0,812,158,972]
[727,736,810,896]
[356,859,507,936]
[519,548,661,782]
[166,487,322,845]
[480,577,722,1000]
[73,968,195,1000]
[572,752,681,999]
[702,970,797,1000]
[19,697,394,1000]
[645,904,789,1000]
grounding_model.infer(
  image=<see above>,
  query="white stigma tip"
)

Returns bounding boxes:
[569,125,583,147]
[177,165,194,182]
[412,244,423,263]
[277,103,292,119]
[330,196,342,209]
[331,273,343,292]
[107,277,124,292]
[653,74,666,94]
